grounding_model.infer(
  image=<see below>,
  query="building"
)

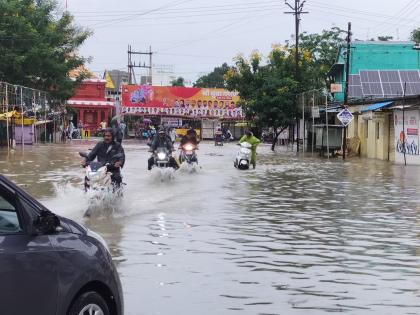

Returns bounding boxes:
[325,41,420,164]
[329,41,420,102]
[66,79,115,133]
[104,70,130,102]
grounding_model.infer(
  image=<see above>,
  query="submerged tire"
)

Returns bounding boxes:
[68,291,110,315]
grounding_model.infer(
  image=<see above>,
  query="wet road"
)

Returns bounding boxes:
[1,141,420,314]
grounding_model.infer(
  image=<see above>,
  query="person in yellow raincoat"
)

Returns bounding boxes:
[239,130,261,169]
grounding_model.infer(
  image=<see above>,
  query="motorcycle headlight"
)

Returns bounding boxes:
[184,144,193,151]
[157,152,167,160]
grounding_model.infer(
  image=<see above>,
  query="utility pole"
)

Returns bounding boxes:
[127,45,153,85]
[343,22,352,160]
[285,0,308,153]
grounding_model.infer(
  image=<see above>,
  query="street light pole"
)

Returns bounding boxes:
[343,22,352,160]
[285,0,308,153]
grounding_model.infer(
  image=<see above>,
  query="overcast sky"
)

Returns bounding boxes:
[63,0,420,83]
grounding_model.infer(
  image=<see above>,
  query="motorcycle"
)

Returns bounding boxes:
[152,147,171,168]
[234,142,252,170]
[79,152,125,190]
[79,152,124,216]
[179,143,198,165]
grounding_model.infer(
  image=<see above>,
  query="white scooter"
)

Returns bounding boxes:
[234,142,252,170]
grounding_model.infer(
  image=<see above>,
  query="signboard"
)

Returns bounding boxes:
[330,83,343,93]
[121,85,244,119]
[161,117,182,128]
[337,108,354,126]
[394,110,420,164]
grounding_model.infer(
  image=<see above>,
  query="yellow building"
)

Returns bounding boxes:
[347,101,420,164]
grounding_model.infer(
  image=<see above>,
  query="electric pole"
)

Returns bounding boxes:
[127,45,153,85]
[285,0,308,153]
[343,22,352,160]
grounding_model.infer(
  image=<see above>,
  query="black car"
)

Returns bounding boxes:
[0,175,123,315]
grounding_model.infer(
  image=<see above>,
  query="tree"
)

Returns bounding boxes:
[226,48,299,150]
[170,77,185,87]
[194,63,232,88]
[0,0,91,101]
[296,27,347,87]
[411,28,420,44]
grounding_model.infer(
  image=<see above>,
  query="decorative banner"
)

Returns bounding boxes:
[394,110,420,164]
[121,85,244,119]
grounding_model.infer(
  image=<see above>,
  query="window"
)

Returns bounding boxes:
[0,195,21,234]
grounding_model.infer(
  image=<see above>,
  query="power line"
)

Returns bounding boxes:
[73,0,280,16]
[87,0,195,29]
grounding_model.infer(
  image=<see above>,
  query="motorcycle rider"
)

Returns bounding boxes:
[148,128,179,170]
[239,130,260,169]
[81,128,125,187]
[180,128,198,147]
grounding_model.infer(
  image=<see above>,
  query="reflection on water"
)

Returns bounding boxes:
[2,141,420,314]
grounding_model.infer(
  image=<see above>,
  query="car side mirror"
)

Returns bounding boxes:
[33,210,60,235]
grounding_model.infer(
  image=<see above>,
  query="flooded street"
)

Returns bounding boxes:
[1,141,420,315]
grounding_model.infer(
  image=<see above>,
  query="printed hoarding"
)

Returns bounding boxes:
[394,110,420,164]
[121,85,244,119]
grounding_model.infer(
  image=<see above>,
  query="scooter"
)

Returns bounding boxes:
[234,142,252,170]
[179,143,198,165]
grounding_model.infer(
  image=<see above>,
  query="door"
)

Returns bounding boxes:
[0,186,58,315]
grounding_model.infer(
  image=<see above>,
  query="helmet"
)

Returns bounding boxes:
[187,128,195,136]
[158,127,166,135]
[246,130,253,137]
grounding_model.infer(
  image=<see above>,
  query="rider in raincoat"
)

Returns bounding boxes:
[239,130,261,169]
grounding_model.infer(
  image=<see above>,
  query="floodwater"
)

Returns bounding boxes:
[1,141,420,315]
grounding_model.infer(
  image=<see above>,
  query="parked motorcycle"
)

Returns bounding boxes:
[179,143,198,165]
[234,142,252,170]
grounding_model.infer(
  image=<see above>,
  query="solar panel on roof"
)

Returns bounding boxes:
[349,75,361,85]
[400,70,420,83]
[380,70,399,83]
[349,85,362,98]
[348,74,362,98]
[407,82,420,95]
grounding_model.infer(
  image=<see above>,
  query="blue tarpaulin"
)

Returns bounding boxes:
[361,101,394,113]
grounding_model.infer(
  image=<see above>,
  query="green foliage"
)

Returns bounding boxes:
[194,63,232,88]
[225,27,347,150]
[296,27,347,87]
[226,49,298,132]
[0,0,91,100]
[411,28,420,44]
[170,76,185,87]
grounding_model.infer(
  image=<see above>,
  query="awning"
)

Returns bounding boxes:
[361,101,394,113]
[319,105,342,113]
